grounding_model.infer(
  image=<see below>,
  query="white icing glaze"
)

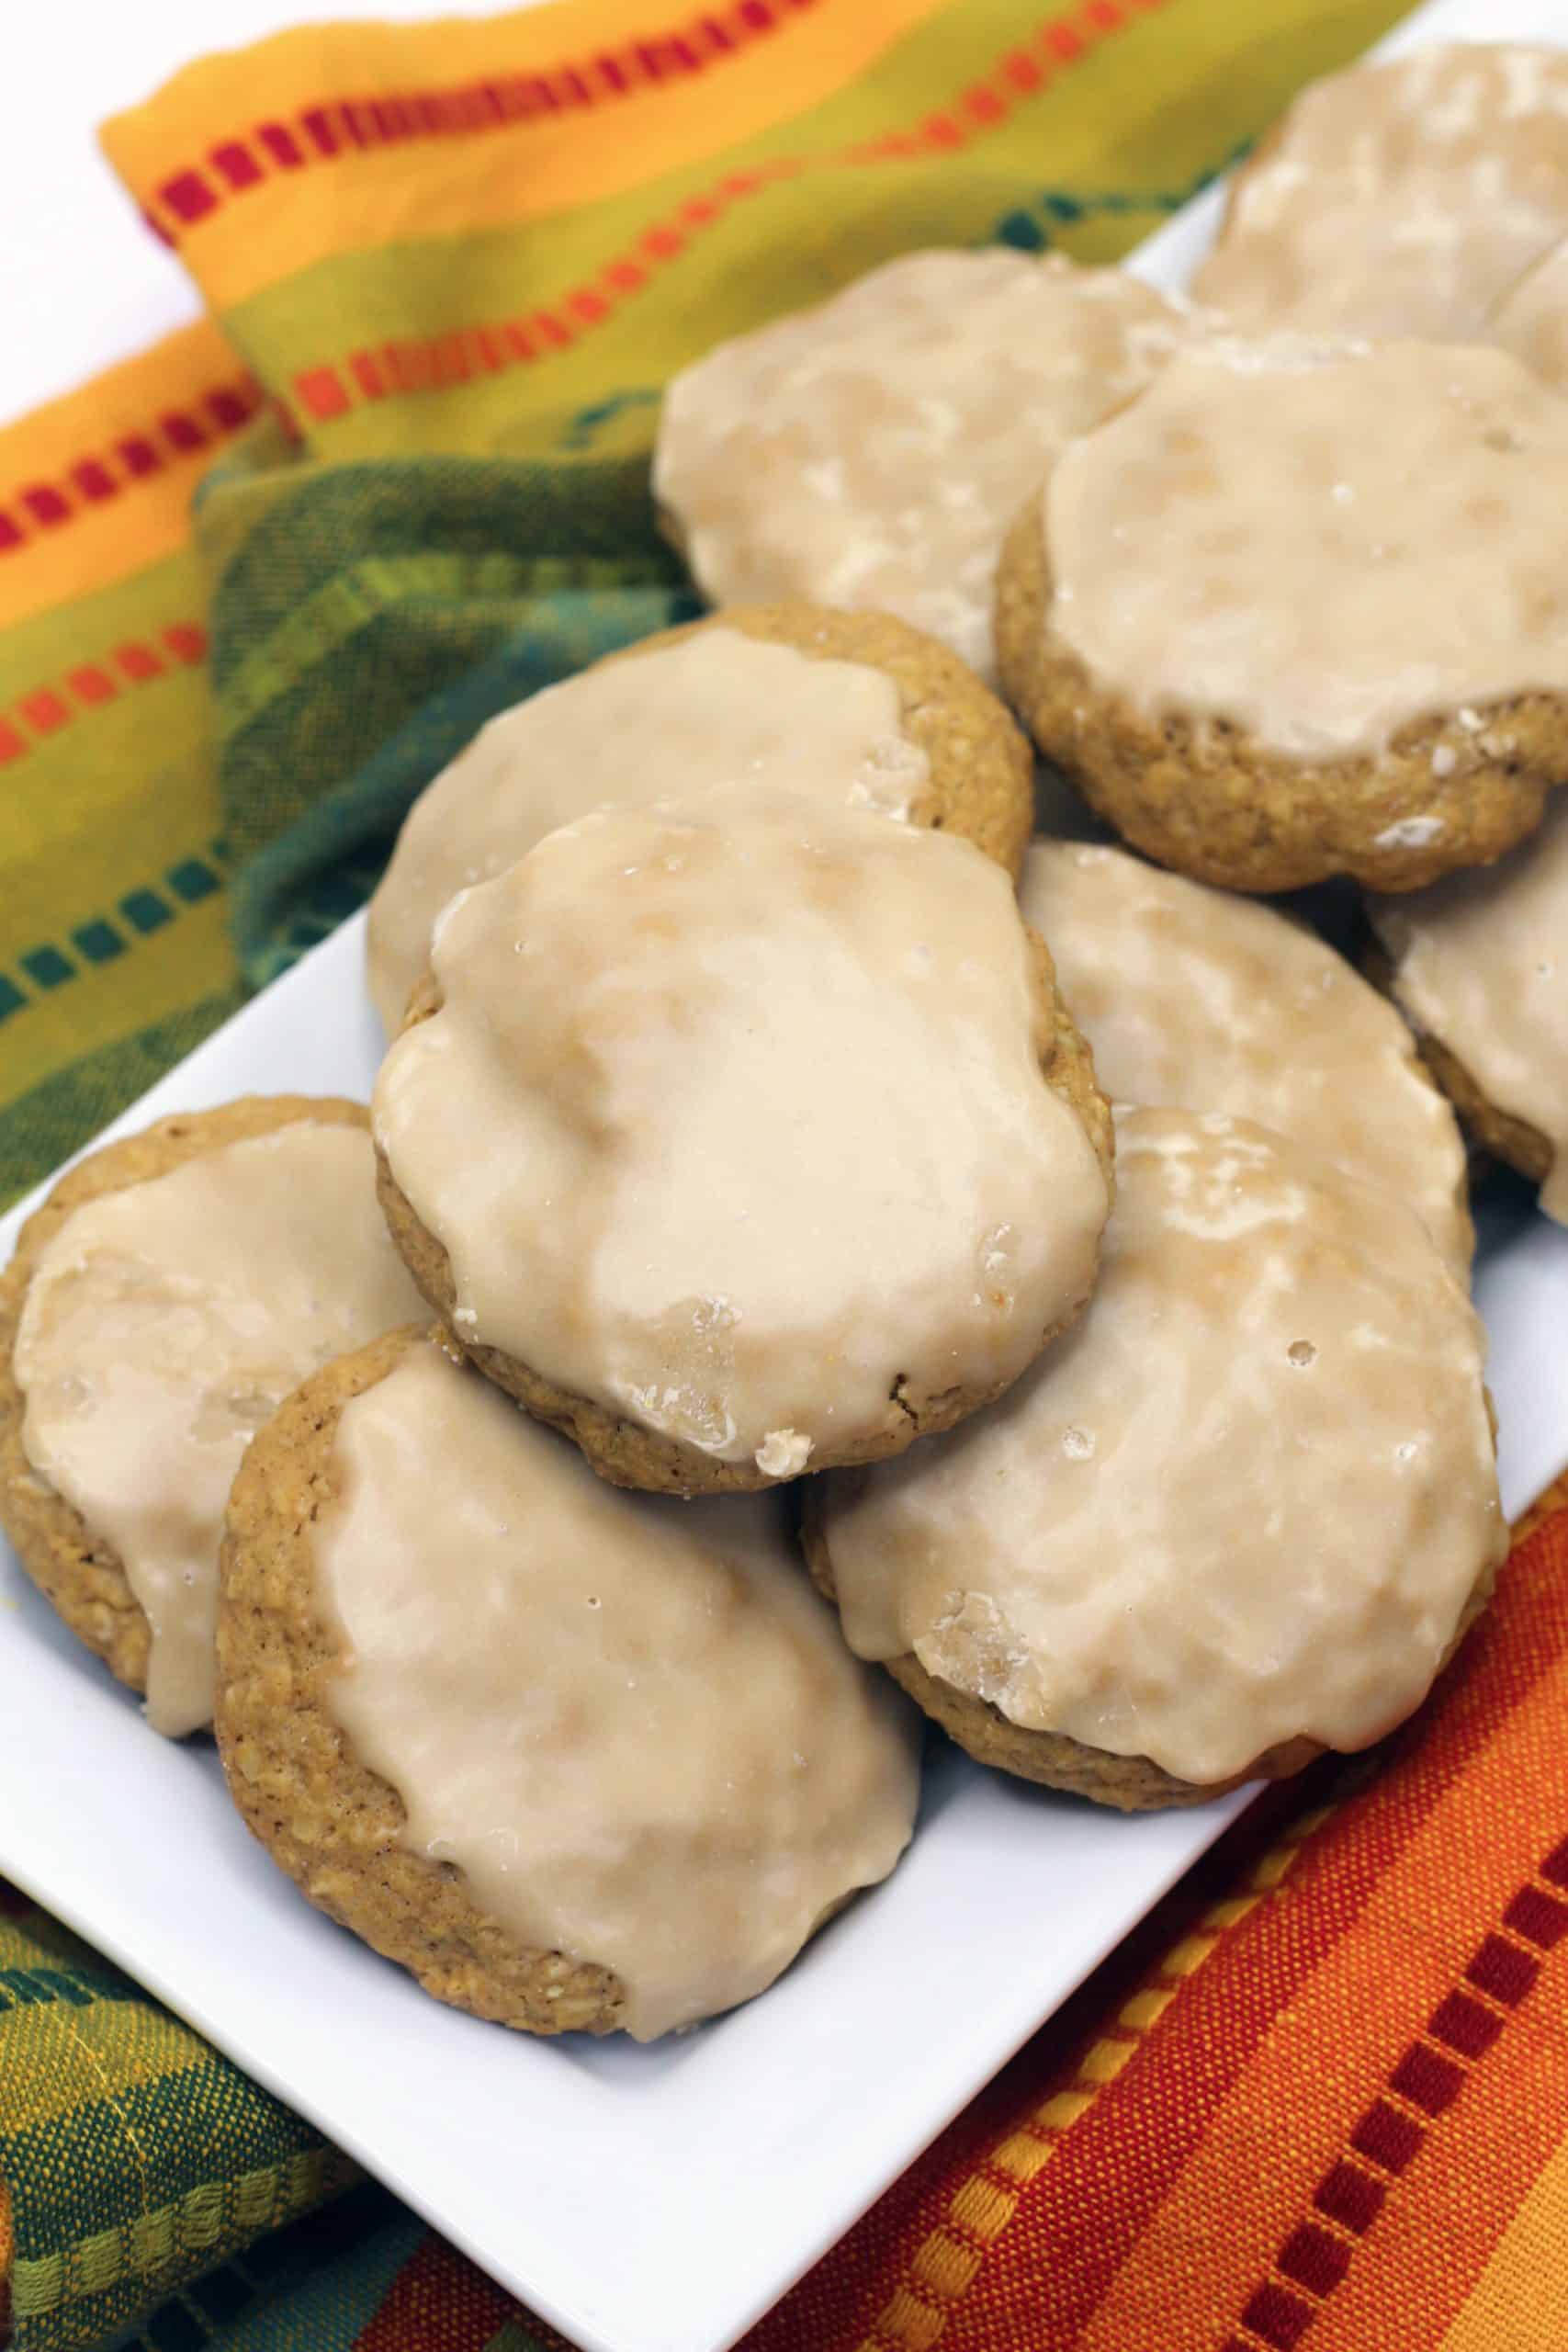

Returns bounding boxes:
[373,786,1110,1472]
[1491,233,1568,388]
[366,628,931,1034]
[1043,336,1568,760]
[1195,43,1568,338]
[1371,795,1568,1223]
[821,1108,1503,1788]
[14,1122,423,1736]
[315,1342,919,2040]
[1020,840,1471,1270]
[655,249,1190,678]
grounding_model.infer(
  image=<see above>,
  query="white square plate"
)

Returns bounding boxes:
[6,5,1568,2346]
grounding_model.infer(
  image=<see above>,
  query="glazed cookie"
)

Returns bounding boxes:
[217,1328,919,2039]
[1193,44,1568,338]
[0,1099,423,1736]
[374,785,1113,1496]
[996,337,1568,894]
[806,1108,1505,1810]
[653,249,1191,680]
[1021,841,1472,1272]
[1491,235,1568,389]
[1368,797,1568,1225]
[367,605,1032,1033]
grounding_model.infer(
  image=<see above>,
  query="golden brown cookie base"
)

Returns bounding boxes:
[0,1096,371,1711]
[801,1498,1495,1812]
[881,1651,1320,1808]
[1362,933,1556,1202]
[995,500,1561,895]
[606,601,1034,878]
[378,938,1113,1498]
[215,1325,626,2036]
[1417,1033,1555,1195]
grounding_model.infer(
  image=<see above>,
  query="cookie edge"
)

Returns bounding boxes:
[1364,932,1557,1201]
[994,488,1558,895]
[0,1095,372,1710]
[214,1322,627,2035]
[799,1453,1498,1812]
[376,928,1113,1496]
[598,601,1035,878]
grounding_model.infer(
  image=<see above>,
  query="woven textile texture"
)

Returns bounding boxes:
[12,4,1562,2349]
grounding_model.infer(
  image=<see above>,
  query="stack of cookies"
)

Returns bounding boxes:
[10,38,1564,2043]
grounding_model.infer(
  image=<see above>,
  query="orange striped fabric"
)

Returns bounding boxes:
[101,0,948,320]
[0,322,255,633]
[123,0,824,250]
[99,0,1362,463]
[726,1482,1568,2352]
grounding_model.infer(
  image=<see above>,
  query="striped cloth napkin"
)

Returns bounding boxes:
[7,3,1567,2348]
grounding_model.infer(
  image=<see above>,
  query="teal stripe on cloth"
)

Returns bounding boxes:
[231,583,700,990]
[196,441,698,990]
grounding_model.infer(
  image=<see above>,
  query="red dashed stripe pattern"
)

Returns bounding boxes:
[287,0,1161,427]
[0,379,261,558]
[1222,1834,1568,2352]
[145,0,818,244]
[0,625,209,766]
